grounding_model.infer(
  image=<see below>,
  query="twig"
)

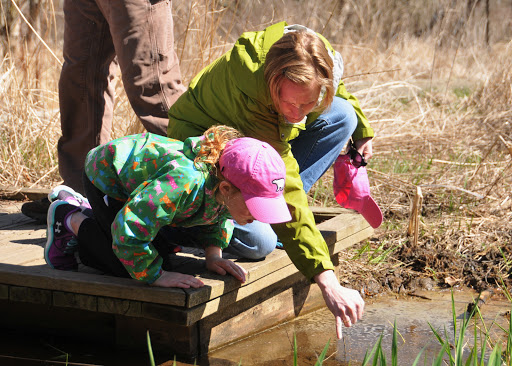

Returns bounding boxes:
[499,135,512,156]
[420,184,486,200]
[0,354,100,366]
[8,0,62,66]
[344,68,401,80]
[407,186,423,247]
[431,159,503,166]
[27,165,59,189]
[321,0,340,35]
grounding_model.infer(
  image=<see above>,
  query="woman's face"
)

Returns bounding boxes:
[277,78,321,123]
[225,191,255,226]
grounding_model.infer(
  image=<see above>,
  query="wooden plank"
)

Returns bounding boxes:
[53,291,98,312]
[185,249,291,308]
[98,297,142,317]
[0,263,188,307]
[0,245,43,265]
[0,186,50,200]
[184,211,370,308]
[333,225,375,254]
[318,210,371,244]
[0,231,46,247]
[0,212,40,230]
[0,284,8,300]
[0,204,371,311]
[184,249,346,323]
[9,285,52,305]
[198,263,338,353]
[185,263,300,323]
[310,206,351,222]
[115,316,199,356]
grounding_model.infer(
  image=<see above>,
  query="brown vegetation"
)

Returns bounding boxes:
[0,0,511,295]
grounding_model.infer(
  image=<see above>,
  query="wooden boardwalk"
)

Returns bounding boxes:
[0,194,373,358]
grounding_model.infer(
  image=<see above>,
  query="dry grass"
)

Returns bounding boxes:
[1,0,511,294]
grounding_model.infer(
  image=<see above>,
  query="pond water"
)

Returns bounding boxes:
[0,289,509,365]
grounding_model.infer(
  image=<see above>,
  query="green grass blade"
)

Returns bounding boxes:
[377,346,387,366]
[410,346,426,366]
[486,343,502,366]
[147,330,155,366]
[314,339,330,366]
[451,290,457,338]
[432,342,449,366]
[361,334,383,366]
[391,319,398,366]
[464,344,476,366]
[293,333,298,366]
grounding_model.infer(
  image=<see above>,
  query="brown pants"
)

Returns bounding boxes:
[57,0,185,193]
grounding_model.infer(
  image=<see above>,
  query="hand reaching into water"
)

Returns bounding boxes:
[314,270,365,339]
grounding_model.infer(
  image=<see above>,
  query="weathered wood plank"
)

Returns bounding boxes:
[0,263,188,307]
[0,186,50,200]
[0,245,44,265]
[183,212,372,308]
[53,291,98,312]
[98,297,142,317]
[319,210,371,243]
[184,249,291,308]
[0,212,40,230]
[198,258,340,353]
[9,285,52,305]
[0,202,372,312]
[0,284,8,300]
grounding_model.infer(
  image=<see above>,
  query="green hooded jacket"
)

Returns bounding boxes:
[168,21,374,280]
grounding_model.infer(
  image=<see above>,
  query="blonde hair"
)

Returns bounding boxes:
[194,125,243,181]
[264,31,334,113]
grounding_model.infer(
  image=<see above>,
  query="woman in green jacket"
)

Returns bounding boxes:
[168,22,373,337]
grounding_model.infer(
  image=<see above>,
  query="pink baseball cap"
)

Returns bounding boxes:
[219,138,292,224]
[333,154,383,228]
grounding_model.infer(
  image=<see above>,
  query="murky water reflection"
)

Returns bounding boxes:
[0,289,509,365]
[184,289,510,366]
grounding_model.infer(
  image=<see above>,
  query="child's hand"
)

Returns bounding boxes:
[205,245,247,283]
[206,256,247,283]
[151,270,204,288]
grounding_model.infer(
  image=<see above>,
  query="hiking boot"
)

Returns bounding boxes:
[45,201,80,271]
[21,197,51,224]
[49,185,91,210]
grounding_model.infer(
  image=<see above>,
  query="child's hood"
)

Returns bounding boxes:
[182,135,205,162]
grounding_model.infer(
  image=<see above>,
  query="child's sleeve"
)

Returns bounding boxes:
[193,219,235,250]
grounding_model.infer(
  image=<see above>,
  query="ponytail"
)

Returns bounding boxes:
[194,125,243,180]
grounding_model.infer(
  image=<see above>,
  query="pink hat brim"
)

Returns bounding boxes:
[244,195,292,224]
[360,195,383,228]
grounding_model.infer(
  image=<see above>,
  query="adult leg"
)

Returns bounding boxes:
[98,0,186,135]
[290,97,358,192]
[22,0,115,222]
[58,0,117,194]
[224,221,277,260]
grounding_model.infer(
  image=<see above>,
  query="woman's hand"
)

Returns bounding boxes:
[205,246,247,283]
[354,137,373,161]
[151,270,204,288]
[314,270,365,339]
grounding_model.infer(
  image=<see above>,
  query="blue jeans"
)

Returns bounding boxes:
[228,97,358,259]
